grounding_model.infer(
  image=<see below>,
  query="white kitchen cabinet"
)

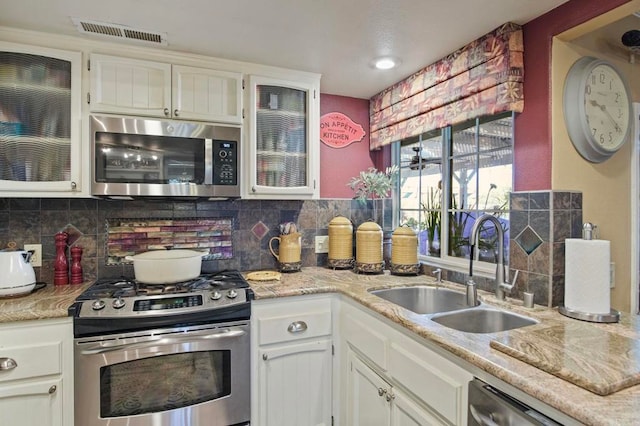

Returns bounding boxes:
[347,352,392,426]
[90,54,242,124]
[252,295,332,426]
[245,75,320,199]
[0,41,84,197]
[339,299,473,426]
[347,351,444,426]
[0,318,74,426]
[172,65,242,123]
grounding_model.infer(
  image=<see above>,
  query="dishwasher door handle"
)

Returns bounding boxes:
[469,404,499,426]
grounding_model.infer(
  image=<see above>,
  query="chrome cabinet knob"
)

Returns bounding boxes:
[174,109,179,117]
[0,357,17,371]
[71,181,77,190]
[48,385,57,394]
[385,392,395,402]
[164,108,170,116]
[377,387,386,397]
[262,354,268,361]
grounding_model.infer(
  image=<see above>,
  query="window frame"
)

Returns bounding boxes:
[392,112,514,278]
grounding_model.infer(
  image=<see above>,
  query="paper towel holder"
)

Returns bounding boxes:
[558,305,620,323]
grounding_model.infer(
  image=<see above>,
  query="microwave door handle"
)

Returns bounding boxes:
[204,138,213,184]
[80,329,246,355]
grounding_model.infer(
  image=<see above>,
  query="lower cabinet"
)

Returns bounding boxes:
[339,298,473,426]
[347,350,448,426]
[252,295,333,426]
[0,318,73,426]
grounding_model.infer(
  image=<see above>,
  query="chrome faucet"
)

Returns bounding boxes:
[469,214,518,301]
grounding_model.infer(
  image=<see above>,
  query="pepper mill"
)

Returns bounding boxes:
[54,232,69,285]
[70,246,83,284]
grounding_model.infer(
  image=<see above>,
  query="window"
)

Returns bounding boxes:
[394,112,513,274]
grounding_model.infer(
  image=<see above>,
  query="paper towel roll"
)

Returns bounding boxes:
[564,238,610,314]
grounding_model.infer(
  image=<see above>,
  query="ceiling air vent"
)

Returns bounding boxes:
[71,17,167,46]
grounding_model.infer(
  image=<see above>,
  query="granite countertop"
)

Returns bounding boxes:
[0,282,90,323]
[2,268,638,425]
[248,267,640,426]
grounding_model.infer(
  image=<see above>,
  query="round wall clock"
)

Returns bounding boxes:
[563,56,632,163]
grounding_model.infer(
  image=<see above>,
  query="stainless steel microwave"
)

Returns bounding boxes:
[90,115,241,199]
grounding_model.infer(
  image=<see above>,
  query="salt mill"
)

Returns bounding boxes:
[70,246,83,284]
[54,232,69,285]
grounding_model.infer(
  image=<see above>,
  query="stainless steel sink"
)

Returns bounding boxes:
[430,308,538,333]
[369,286,477,314]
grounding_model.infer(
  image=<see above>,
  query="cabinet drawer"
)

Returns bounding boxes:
[256,297,331,345]
[0,341,62,383]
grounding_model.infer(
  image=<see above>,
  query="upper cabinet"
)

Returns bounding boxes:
[0,41,84,197]
[245,75,320,199]
[89,54,242,124]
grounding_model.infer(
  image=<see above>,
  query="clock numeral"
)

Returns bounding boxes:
[600,134,605,144]
[592,128,597,136]
[585,85,591,95]
[615,93,620,103]
[599,73,605,84]
[609,132,613,142]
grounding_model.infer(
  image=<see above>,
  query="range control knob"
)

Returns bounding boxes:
[91,299,106,311]
[112,298,126,309]
[227,289,238,299]
[210,290,222,301]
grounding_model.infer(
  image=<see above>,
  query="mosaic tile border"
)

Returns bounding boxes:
[106,217,233,265]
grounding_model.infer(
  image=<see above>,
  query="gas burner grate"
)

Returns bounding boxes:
[76,271,249,300]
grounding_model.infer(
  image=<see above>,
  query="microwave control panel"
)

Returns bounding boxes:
[213,141,238,185]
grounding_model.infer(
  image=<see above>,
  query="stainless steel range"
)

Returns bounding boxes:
[69,271,252,426]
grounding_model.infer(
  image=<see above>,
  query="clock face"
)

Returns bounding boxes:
[563,57,633,163]
[583,63,631,152]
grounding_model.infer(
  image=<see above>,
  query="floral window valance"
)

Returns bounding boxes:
[369,22,524,150]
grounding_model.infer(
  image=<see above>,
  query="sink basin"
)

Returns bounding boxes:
[431,308,538,333]
[369,286,477,314]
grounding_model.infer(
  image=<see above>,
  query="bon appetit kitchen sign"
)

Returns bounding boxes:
[320,112,366,148]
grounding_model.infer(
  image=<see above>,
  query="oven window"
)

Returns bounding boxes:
[95,132,205,184]
[99,350,231,417]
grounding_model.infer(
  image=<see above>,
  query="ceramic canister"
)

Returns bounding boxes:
[328,216,353,260]
[356,221,383,264]
[391,226,418,265]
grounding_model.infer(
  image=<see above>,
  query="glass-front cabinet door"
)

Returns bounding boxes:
[0,42,83,196]
[246,76,319,199]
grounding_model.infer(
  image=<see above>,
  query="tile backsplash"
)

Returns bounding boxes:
[0,197,389,284]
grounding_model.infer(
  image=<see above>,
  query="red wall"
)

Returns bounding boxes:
[320,0,628,196]
[319,94,376,198]
[515,0,628,191]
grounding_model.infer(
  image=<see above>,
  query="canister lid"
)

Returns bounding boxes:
[392,226,416,237]
[357,221,382,232]
[329,216,352,226]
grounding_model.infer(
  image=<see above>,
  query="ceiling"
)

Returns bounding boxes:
[0,0,570,99]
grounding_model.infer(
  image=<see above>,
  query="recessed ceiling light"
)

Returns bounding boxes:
[373,57,400,70]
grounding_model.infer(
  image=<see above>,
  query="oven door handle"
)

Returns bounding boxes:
[79,329,246,355]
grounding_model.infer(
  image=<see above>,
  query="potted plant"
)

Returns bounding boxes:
[348,165,398,224]
[421,186,441,256]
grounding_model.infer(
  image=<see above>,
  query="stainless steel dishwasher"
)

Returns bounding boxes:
[468,378,562,425]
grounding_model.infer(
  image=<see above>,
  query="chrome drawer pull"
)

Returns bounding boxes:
[287,321,308,334]
[49,385,57,394]
[0,357,17,371]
